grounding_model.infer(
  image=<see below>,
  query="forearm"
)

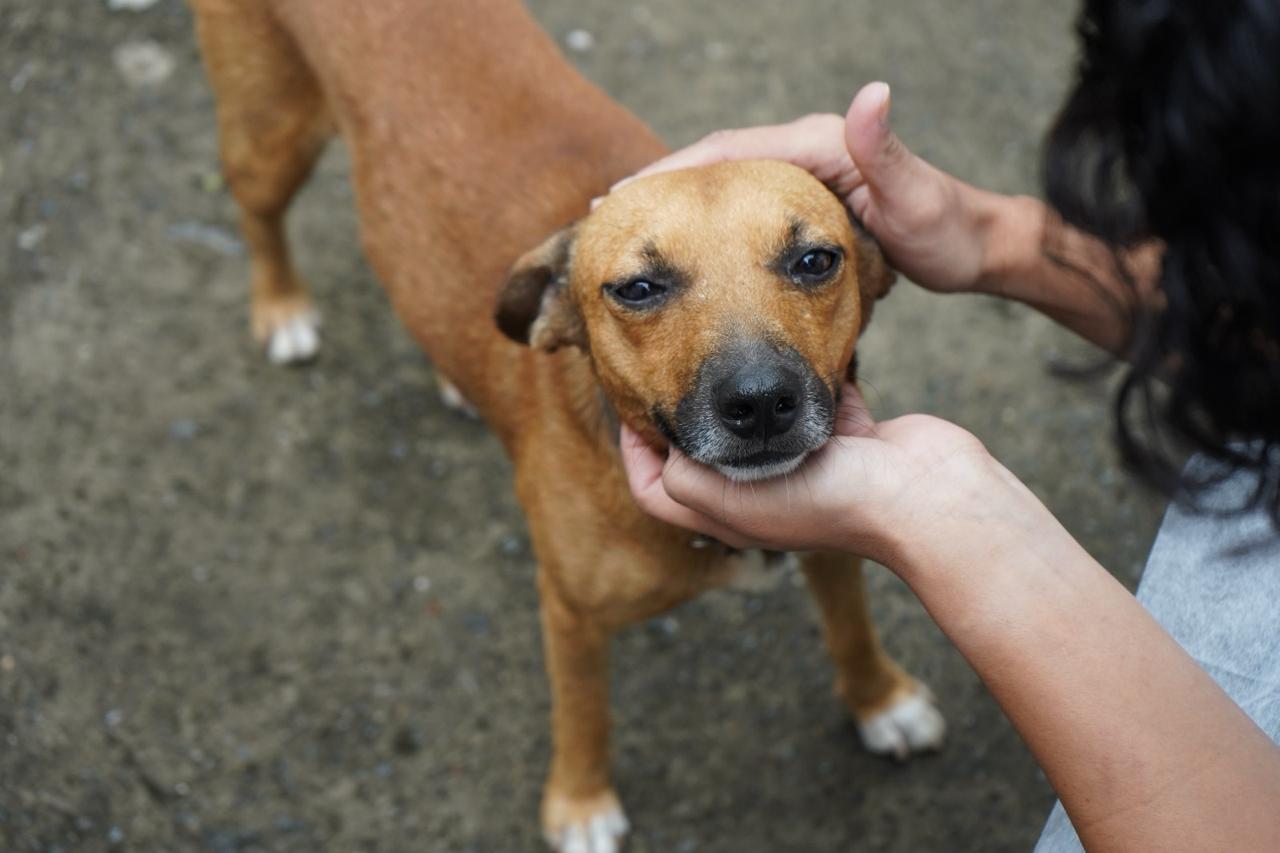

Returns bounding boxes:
[887,481,1280,852]
[970,192,1145,354]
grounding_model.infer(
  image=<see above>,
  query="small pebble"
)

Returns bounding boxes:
[16,223,46,251]
[104,709,124,728]
[565,29,595,52]
[199,171,225,193]
[107,0,162,9]
[0,654,14,672]
[169,419,198,441]
[167,222,243,256]
[412,575,431,593]
[10,61,36,94]
[113,41,175,87]
[456,669,480,693]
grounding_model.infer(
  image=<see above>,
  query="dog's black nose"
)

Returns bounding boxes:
[714,363,803,440]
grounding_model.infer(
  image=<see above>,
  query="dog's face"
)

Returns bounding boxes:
[497,160,894,481]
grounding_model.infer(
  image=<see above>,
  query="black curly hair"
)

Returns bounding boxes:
[1043,0,1280,522]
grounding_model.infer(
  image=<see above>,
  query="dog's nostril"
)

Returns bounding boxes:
[775,396,796,416]
[726,402,753,421]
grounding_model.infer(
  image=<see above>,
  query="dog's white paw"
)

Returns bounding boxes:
[543,790,628,853]
[548,808,628,853]
[438,376,478,418]
[856,685,946,761]
[265,312,320,365]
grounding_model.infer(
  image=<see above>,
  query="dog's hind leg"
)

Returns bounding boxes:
[192,0,332,364]
[537,572,629,853]
[802,551,947,760]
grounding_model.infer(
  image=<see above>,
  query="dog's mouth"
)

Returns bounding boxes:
[655,340,838,483]
[711,448,812,482]
[652,408,824,482]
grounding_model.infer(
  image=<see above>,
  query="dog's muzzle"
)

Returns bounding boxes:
[671,341,834,481]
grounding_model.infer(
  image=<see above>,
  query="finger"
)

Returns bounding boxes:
[659,447,760,523]
[619,424,666,489]
[833,383,878,438]
[610,136,737,195]
[844,82,918,200]
[846,183,872,223]
[614,134,737,188]
[658,447,769,547]
[619,427,754,546]
[612,114,850,196]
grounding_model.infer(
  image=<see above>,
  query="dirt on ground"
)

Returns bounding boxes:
[1,1,1167,851]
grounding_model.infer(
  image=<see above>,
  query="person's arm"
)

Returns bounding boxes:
[619,82,1155,355]
[895,475,1280,853]
[621,389,1280,853]
[974,192,1161,354]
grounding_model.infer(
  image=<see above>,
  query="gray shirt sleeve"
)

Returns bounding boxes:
[1035,459,1280,852]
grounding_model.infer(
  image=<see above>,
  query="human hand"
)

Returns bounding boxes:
[614,82,1014,296]
[621,383,1012,569]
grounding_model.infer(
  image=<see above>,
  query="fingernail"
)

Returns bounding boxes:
[873,82,891,128]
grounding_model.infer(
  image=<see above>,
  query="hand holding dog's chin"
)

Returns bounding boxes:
[621,385,1036,576]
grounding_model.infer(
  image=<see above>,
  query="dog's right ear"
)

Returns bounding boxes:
[495,225,585,351]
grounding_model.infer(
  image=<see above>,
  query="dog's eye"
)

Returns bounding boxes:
[790,249,839,281]
[609,279,666,305]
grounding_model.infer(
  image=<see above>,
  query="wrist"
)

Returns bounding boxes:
[970,193,1047,298]
[874,451,1066,587]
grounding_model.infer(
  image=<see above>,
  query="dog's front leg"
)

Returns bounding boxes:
[538,570,628,853]
[802,551,947,761]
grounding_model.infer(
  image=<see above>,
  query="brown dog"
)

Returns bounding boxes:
[191,0,945,849]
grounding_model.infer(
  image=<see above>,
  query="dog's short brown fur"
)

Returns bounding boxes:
[191,0,944,847]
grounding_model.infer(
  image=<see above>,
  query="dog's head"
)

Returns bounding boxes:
[496,160,894,481]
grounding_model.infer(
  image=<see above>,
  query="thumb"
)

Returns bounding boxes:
[844,82,917,198]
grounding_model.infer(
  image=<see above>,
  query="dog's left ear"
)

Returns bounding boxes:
[495,224,586,351]
[852,217,897,332]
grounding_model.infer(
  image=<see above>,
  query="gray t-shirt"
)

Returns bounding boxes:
[1035,459,1280,851]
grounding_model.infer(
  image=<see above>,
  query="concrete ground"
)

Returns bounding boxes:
[1,1,1167,850]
